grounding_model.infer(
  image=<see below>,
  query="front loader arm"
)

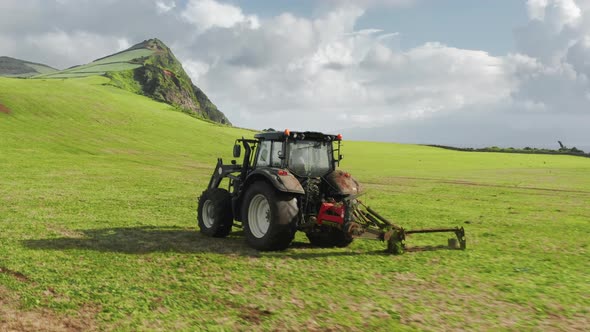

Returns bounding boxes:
[207,158,241,190]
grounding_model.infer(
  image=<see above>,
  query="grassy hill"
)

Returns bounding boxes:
[1,76,589,330]
[22,38,230,125]
[0,56,57,77]
[31,51,149,78]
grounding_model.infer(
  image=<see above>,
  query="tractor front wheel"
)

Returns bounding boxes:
[242,181,298,251]
[198,188,233,237]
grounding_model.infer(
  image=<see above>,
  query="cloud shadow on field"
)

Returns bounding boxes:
[22,226,259,256]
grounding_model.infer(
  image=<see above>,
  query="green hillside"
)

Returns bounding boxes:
[33,49,153,79]
[1,76,589,330]
[0,56,57,77]
[33,38,230,125]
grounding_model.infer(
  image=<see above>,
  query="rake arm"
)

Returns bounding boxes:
[347,200,467,254]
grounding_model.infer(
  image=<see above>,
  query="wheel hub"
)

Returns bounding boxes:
[248,194,271,238]
[202,200,215,228]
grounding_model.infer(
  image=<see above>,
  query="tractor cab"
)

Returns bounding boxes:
[249,130,342,178]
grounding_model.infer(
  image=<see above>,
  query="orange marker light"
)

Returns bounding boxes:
[336,134,343,141]
[284,129,291,136]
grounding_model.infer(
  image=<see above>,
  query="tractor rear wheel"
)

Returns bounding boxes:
[306,228,353,248]
[242,181,298,251]
[198,188,233,237]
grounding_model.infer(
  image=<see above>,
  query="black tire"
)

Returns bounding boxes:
[242,181,298,251]
[197,188,233,238]
[306,228,353,248]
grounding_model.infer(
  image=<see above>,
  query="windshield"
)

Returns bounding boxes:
[288,140,332,177]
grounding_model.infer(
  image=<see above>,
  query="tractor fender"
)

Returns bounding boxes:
[234,169,303,222]
[325,170,363,196]
[244,168,305,195]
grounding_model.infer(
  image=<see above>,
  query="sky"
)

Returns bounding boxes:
[1,0,589,149]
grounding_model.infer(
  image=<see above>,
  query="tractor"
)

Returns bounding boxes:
[197,130,466,254]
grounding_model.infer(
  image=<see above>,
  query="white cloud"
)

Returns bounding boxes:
[155,0,176,14]
[527,0,582,28]
[182,59,210,81]
[325,0,416,8]
[527,0,549,20]
[510,0,590,120]
[517,1,584,64]
[174,6,518,131]
[117,38,131,51]
[25,30,130,68]
[181,0,259,32]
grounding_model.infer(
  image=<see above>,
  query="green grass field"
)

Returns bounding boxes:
[0,76,589,331]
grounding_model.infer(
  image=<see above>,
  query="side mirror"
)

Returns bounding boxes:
[233,144,241,158]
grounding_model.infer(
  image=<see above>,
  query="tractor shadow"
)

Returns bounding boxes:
[23,226,463,258]
[282,242,462,259]
[22,226,259,256]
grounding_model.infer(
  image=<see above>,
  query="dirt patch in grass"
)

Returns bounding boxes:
[0,103,12,114]
[238,307,273,324]
[0,266,30,283]
[220,299,273,325]
[0,286,99,332]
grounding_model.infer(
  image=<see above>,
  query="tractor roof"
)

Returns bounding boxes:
[254,131,341,142]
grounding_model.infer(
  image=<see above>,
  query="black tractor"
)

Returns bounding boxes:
[197,130,466,253]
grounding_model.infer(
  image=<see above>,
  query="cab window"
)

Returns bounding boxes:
[270,141,283,167]
[257,141,271,166]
